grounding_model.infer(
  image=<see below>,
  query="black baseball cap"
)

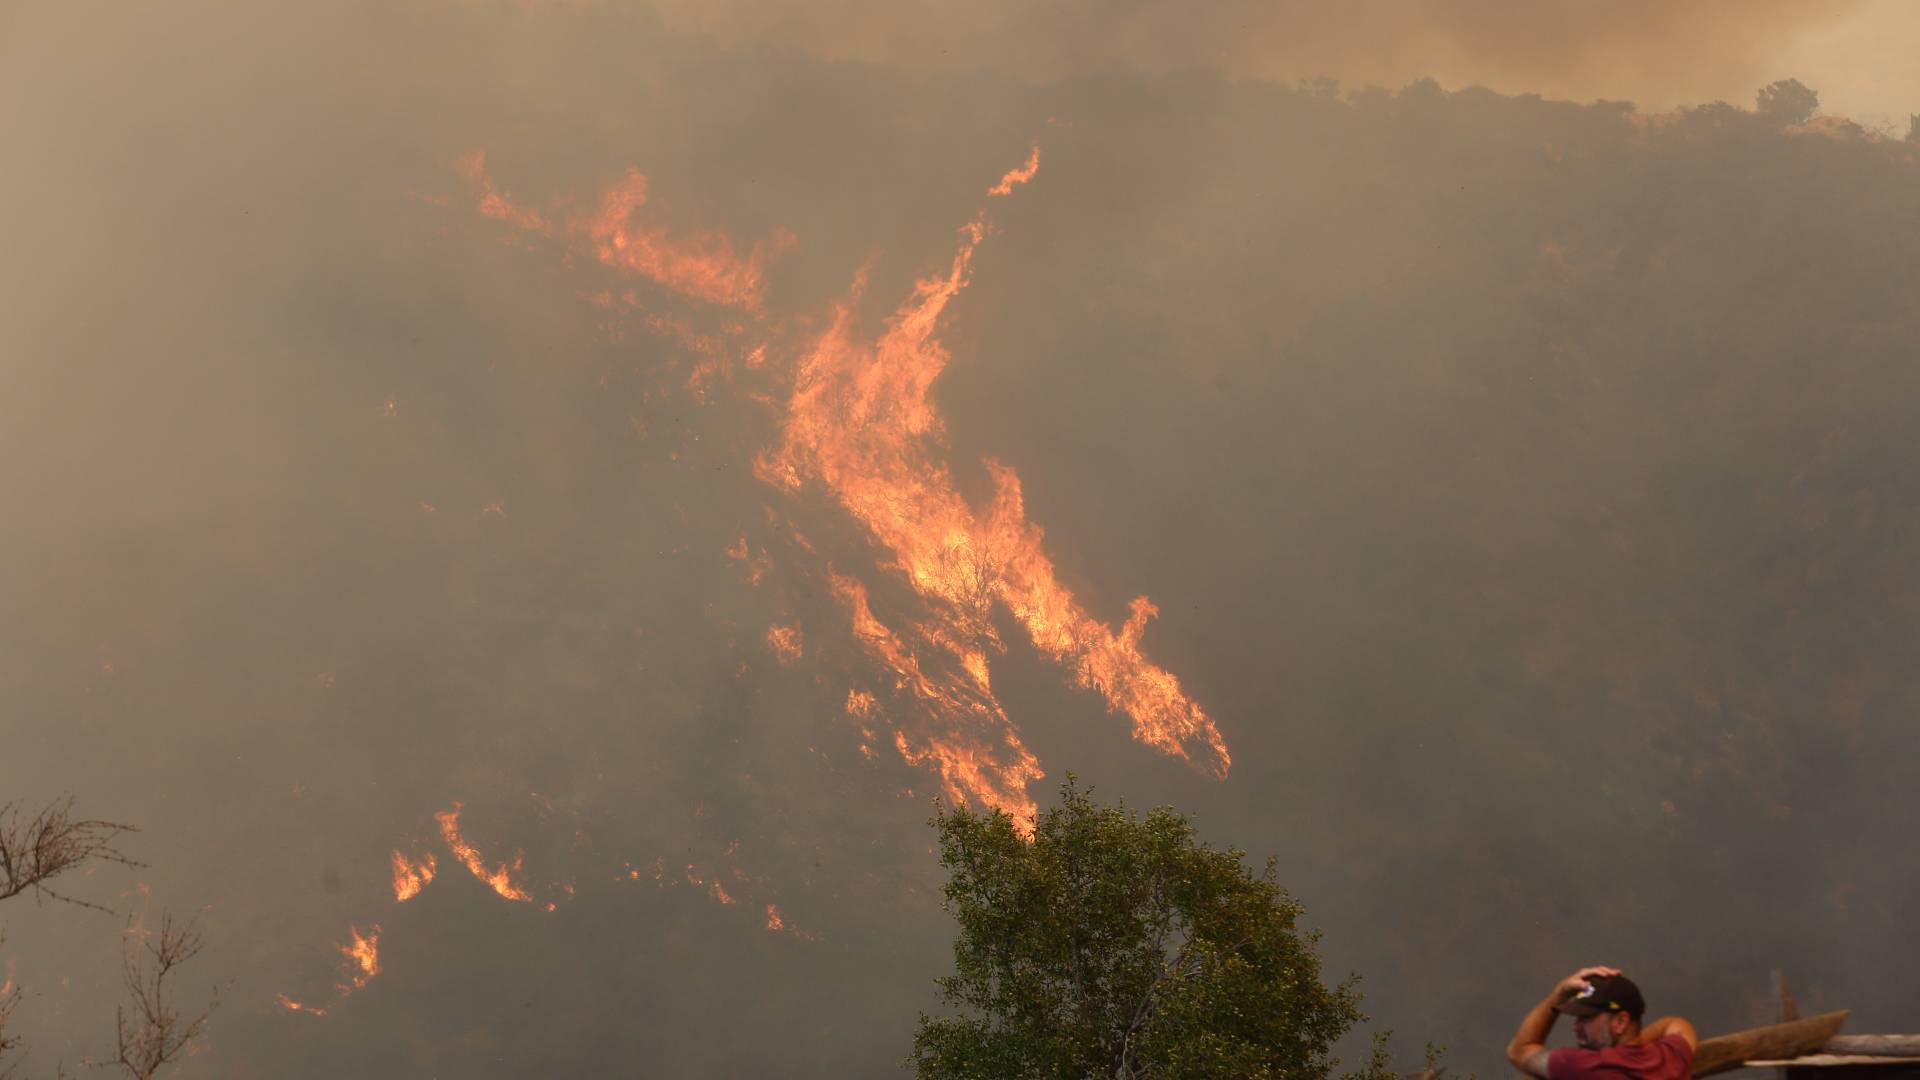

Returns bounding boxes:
[1557,975,1646,1020]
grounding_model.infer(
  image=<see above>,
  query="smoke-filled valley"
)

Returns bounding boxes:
[5,3,1920,1075]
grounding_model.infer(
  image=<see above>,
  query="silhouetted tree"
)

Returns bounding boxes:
[1755,78,1819,124]
[911,777,1394,1080]
[0,796,140,911]
[0,796,213,1078]
[112,913,216,1080]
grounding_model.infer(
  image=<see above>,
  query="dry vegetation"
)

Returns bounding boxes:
[0,797,214,1079]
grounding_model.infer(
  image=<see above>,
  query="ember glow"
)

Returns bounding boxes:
[435,803,534,902]
[390,849,437,903]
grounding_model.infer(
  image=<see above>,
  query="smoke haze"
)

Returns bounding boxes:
[650,0,1883,114]
[4,1,1919,1075]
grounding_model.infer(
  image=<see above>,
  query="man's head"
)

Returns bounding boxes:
[1557,974,1645,1048]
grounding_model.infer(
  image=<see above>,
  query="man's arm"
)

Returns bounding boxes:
[1635,1016,1698,1052]
[1507,966,1622,1079]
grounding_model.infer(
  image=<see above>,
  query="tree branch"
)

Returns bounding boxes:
[0,796,142,912]
[113,912,217,1080]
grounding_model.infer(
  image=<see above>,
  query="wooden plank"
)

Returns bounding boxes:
[1694,1011,1851,1077]
[1750,1056,1920,1066]
[1828,1039,1920,1058]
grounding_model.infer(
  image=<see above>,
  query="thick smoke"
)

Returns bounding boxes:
[4,1,1919,1076]
[647,0,1871,111]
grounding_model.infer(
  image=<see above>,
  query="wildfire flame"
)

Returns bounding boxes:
[760,149,1228,817]
[391,849,437,902]
[275,992,327,1017]
[338,924,380,991]
[831,573,1042,826]
[987,144,1040,196]
[454,143,1229,826]
[454,151,551,234]
[765,624,803,664]
[458,154,793,311]
[436,803,533,902]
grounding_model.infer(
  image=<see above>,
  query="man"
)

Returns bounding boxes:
[1507,965,1698,1080]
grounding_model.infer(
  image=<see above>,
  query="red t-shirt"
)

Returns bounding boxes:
[1549,1034,1695,1080]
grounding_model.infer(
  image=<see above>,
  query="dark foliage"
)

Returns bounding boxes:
[912,779,1392,1079]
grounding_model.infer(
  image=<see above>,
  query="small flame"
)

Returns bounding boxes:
[455,151,552,234]
[579,168,795,311]
[726,535,772,585]
[391,849,437,903]
[765,904,785,931]
[276,992,328,1017]
[435,803,533,902]
[765,624,803,664]
[338,924,380,991]
[458,153,795,311]
[987,144,1041,196]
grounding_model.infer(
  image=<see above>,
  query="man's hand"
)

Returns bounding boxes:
[1510,965,1623,1079]
[1553,965,1622,1005]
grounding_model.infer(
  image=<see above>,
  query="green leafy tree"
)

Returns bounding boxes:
[910,778,1394,1080]
[1755,78,1819,124]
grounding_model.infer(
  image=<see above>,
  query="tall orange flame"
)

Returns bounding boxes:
[759,148,1227,820]
[451,144,1228,826]
[435,803,534,902]
[391,849,436,903]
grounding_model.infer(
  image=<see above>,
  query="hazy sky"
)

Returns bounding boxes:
[647,0,1920,126]
[4,2,1918,1076]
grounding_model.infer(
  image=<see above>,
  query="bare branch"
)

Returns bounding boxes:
[0,796,142,912]
[113,912,217,1080]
